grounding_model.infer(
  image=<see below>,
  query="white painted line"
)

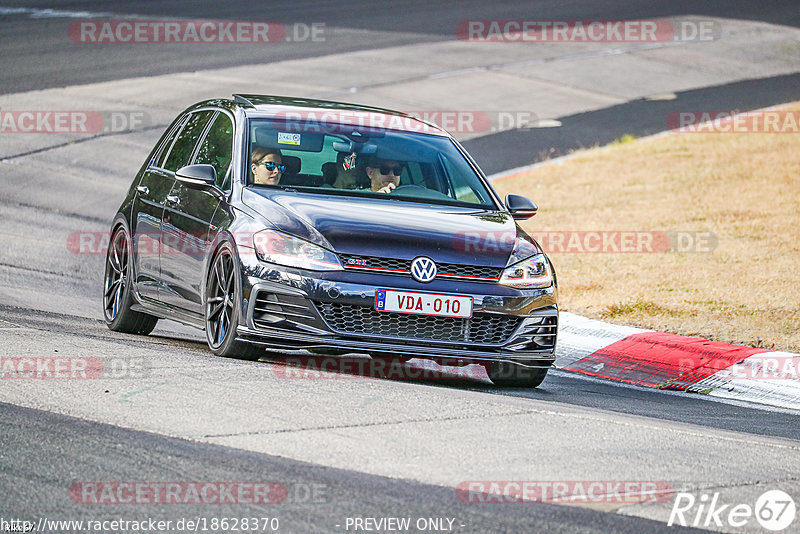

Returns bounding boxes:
[533,119,562,128]
[0,6,114,18]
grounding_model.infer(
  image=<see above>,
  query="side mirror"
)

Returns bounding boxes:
[505,194,538,220]
[175,164,217,188]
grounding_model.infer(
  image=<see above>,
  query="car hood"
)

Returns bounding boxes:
[242,188,524,266]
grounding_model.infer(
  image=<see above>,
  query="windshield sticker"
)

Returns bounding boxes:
[278,132,301,145]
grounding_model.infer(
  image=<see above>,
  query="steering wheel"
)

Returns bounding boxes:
[389,184,427,194]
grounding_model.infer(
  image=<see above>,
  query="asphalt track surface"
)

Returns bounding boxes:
[1,0,799,95]
[1,401,709,534]
[466,72,800,174]
[2,2,800,533]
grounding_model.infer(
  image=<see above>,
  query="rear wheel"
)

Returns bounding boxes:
[103,226,158,335]
[486,361,549,388]
[205,243,263,361]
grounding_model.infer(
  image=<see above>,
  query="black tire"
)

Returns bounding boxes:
[486,361,549,388]
[103,225,158,335]
[204,242,263,361]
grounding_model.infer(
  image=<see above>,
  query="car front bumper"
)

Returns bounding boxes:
[236,255,558,367]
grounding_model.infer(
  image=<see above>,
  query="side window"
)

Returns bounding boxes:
[193,112,234,189]
[440,154,486,204]
[162,110,214,172]
[153,116,188,169]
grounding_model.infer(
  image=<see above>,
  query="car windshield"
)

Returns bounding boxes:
[246,117,497,209]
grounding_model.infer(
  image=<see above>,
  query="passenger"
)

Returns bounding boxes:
[323,153,363,190]
[321,162,338,186]
[365,157,404,194]
[251,148,285,186]
[333,167,360,189]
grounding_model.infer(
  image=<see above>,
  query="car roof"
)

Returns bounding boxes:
[228,94,449,137]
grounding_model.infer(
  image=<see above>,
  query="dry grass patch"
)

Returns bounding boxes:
[494,103,800,351]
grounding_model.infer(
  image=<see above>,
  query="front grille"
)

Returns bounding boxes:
[313,301,521,344]
[338,254,502,282]
[340,255,410,273]
[438,262,502,280]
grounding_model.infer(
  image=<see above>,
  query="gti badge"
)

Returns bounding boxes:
[410,257,437,283]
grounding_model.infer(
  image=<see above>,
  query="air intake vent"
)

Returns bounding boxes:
[252,290,316,329]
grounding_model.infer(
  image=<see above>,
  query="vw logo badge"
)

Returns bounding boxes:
[410,257,437,283]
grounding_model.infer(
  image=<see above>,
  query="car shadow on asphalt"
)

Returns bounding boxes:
[258,351,560,397]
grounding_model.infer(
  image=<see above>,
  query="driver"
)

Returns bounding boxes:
[365,157,404,194]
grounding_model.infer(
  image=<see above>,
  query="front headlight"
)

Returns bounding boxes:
[499,253,553,288]
[253,230,343,271]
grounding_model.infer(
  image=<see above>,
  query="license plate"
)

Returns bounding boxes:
[374,289,473,318]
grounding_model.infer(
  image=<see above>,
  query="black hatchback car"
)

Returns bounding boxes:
[103,95,558,387]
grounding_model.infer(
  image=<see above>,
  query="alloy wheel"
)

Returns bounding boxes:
[206,250,236,348]
[104,229,128,320]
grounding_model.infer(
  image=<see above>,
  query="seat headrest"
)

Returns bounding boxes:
[282,155,301,174]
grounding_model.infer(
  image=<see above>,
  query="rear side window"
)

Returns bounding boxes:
[153,116,187,169]
[193,112,234,189]
[162,110,214,172]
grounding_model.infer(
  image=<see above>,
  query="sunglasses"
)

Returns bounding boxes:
[258,161,286,173]
[377,165,403,176]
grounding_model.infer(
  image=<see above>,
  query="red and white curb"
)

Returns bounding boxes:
[555,312,800,410]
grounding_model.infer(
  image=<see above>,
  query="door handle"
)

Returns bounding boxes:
[166,194,180,205]
[136,185,149,195]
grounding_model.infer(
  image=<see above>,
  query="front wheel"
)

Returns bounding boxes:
[103,225,158,335]
[205,242,262,361]
[486,361,549,388]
